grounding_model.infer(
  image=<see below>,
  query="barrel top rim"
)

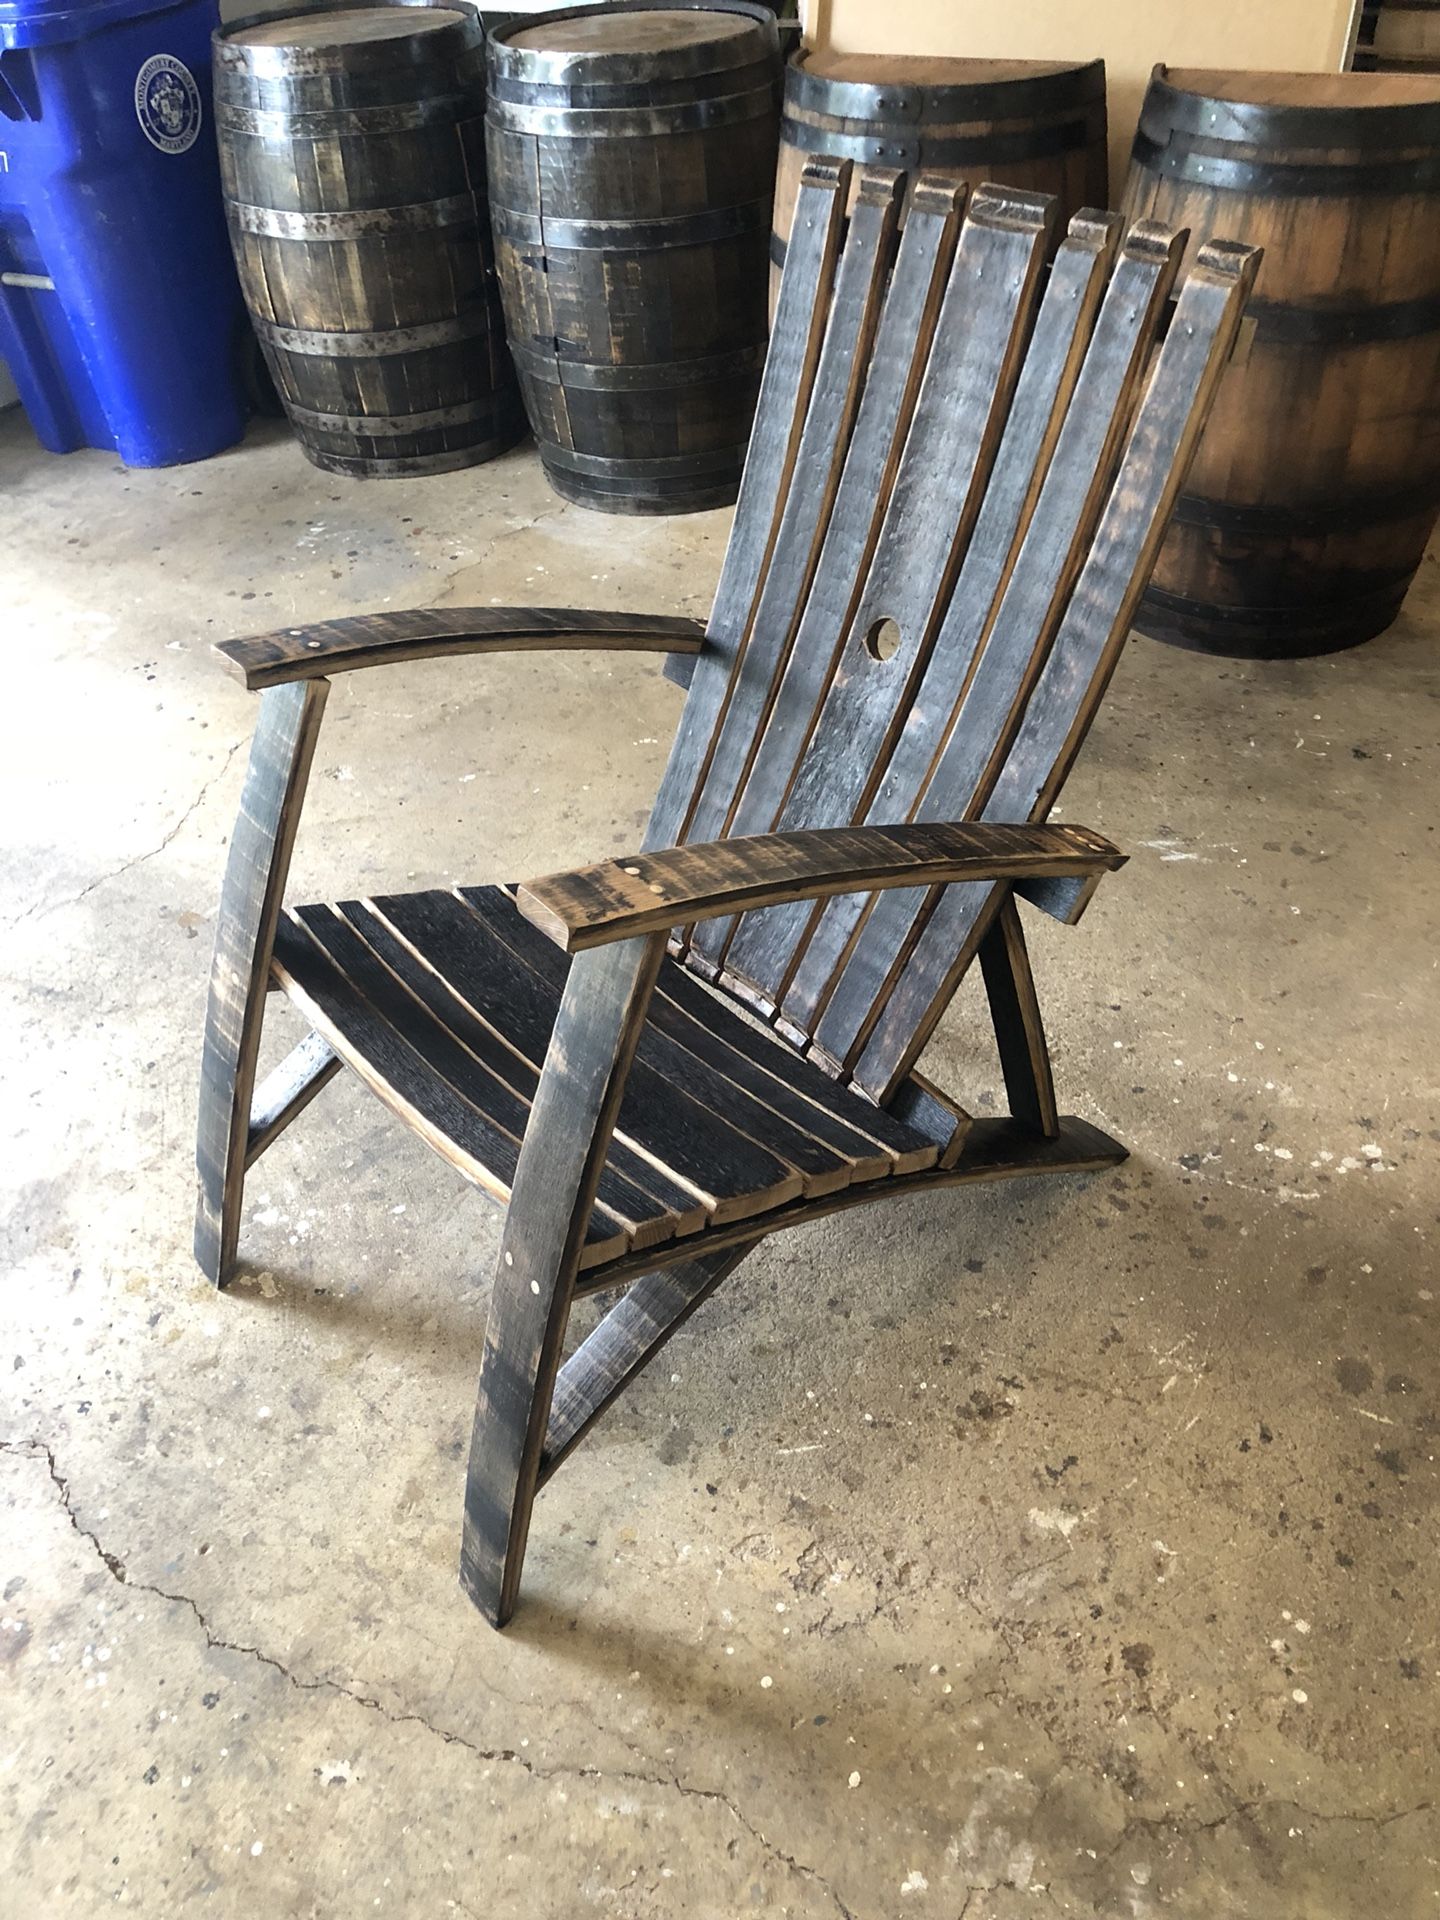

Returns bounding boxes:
[506,7,753,56]
[226,3,463,48]
[1153,64,1440,111]
[793,48,1103,86]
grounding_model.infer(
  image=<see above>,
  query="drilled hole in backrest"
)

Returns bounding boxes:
[864,616,902,662]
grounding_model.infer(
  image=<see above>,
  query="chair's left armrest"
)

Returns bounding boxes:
[516,821,1126,953]
[216,607,707,691]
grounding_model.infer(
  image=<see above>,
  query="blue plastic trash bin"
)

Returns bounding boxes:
[0,0,247,464]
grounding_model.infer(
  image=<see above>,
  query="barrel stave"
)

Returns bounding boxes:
[219,112,487,216]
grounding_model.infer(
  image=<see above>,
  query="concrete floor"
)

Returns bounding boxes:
[3,406,1437,1920]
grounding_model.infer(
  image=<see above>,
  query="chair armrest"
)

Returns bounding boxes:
[516,822,1126,953]
[215,607,708,691]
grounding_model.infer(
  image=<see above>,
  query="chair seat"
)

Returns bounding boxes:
[270,885,942,1270]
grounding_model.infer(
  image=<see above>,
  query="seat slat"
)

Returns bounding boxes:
[639,986,896,1191]
[721,185,1056,1001]
[271,913,631,1263]
[851,238,1262,1097]
[646,159,849,856]
[456,886,880,1202]
[379,890,805,1223]
[279,906,652,1259]
[775,209,1122,1030]
[806,219,1189,1073]
[572,1115,1129,1294]
[652,966,939,1174]
[346,898,709,1241]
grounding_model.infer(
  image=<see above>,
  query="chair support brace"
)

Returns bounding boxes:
[978,895,1059,1138]
[540,1241,761,1483]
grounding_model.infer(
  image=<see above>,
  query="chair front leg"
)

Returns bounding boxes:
[978,893,1060,1139]
[460,932,667,1629]
[195,679,330,1284]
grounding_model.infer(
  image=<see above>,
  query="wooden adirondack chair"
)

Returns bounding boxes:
[195,161,1259,1628]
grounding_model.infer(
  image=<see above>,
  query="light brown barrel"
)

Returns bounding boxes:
[1123,66,1440,656]
[215,1,523,477]
[770,51,1108,312]
[486,1,780,515]
[1354,2,1440,73]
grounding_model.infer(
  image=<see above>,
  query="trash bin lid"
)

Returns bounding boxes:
[0,0,208,51]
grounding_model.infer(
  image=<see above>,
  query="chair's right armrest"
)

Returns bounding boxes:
[517,821,1126,953]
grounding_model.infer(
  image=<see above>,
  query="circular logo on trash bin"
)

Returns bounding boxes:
[134,54,202,155]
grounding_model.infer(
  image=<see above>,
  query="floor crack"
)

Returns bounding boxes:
[5,1437,860,1920]
[1098,1793,1434,1862]
[434,506,570,608]
[5,739,242,930]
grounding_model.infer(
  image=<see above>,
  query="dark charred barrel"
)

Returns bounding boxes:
[486,1,781,515]
[1124,66,1440,657]
[215,2,523,478]
[770,52,1108,314]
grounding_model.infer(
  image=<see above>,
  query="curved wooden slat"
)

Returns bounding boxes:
[807,217,1192,1070]
[217,606,707,690]
[515,821,1124,951]
[852,237,1263,1098]
[570,1115,1128,1295]
[462,931,668,1628]
[771,208,1122,1026]
[687,171,967,970]
[714,188,1060,1005]
[680,165,906,862]
[645,158,850,853]
[264,884,946,1266]
[195,678,329,1284]
[447,889,814,1214]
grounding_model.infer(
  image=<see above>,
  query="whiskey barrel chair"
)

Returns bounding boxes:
[195,162,1259,1627]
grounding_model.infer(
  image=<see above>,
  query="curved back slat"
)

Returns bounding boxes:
[801,217,1186,1065]
[708,184,1056,988]
[681,166,906,860]
[644,162,1261,1108]
[851,238,1263,1097]
[771,206,1128,1034]
[684,170,968,976]
[646,158,850,854]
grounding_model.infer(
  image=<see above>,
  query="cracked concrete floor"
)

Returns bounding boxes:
[3,408,1438,1919]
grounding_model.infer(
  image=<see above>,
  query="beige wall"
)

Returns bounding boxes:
[803,0,1362,194]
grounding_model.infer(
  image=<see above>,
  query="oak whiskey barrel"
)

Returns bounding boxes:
[215,2,523,477]
[486,1,781,514]
[1124,67,1440,656]
[770,51,1108,313]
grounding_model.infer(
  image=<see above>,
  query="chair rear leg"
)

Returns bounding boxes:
[195,679,330,1284]
[978,893,1060,1138]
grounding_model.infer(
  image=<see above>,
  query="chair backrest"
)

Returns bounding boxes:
[646,159,1259,1105]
